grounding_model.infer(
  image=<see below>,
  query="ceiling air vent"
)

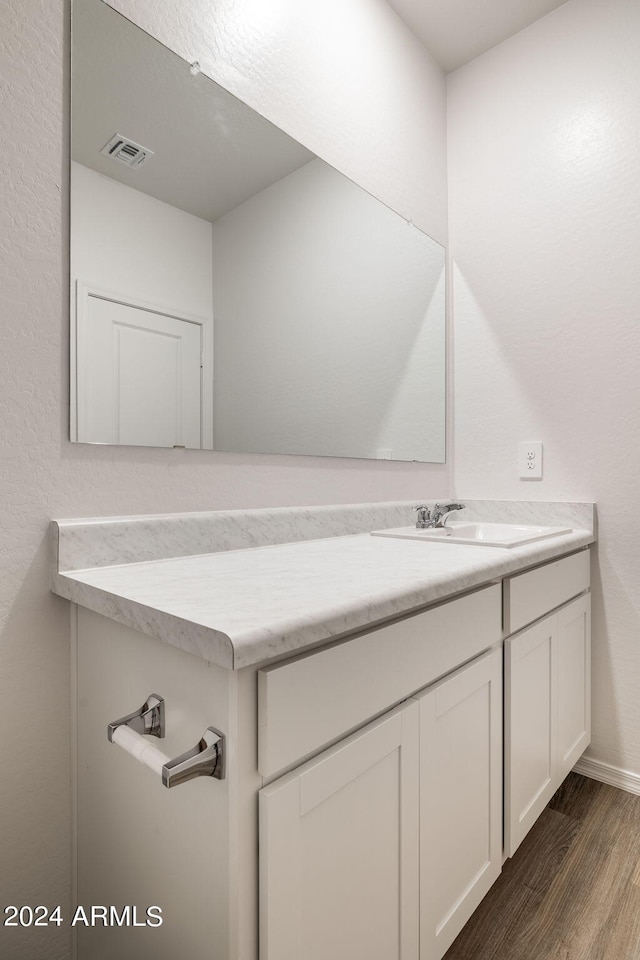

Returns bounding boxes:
[100,134,154,169]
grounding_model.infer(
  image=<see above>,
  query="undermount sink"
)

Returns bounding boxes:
[371,521,573,548]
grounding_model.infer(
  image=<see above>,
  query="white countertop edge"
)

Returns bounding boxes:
[52,573,236,669]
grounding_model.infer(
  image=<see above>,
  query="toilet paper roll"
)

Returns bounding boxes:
[111,724,170,776]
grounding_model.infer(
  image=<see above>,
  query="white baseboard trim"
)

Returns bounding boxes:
[573,756,640,796]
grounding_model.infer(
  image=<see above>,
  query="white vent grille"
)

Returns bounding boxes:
[100,134,154,169]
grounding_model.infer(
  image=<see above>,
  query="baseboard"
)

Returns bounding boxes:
[573,756,640,796]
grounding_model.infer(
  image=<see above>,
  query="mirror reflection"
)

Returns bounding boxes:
[71,0,446,462]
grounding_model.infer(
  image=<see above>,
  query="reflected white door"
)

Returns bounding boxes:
[76,287,203,447]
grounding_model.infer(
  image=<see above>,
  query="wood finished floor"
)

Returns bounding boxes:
[444,773,640,960]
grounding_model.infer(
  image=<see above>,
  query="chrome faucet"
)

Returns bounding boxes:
[414,501,466,529]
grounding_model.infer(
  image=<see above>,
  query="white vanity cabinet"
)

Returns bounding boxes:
[258,590,503,960]
[69,541,591,960]
[504,551,591,856]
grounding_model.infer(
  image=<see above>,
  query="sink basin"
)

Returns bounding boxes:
[371,521,572,548]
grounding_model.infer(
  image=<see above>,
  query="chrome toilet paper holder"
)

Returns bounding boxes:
[107,693,225,787]
[108,693,165,741]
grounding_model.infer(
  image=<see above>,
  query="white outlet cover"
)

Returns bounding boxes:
[518,441,543,479]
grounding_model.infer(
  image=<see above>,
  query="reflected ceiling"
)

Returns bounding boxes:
[72,0,313,220]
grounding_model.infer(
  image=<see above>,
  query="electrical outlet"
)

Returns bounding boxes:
[518,441,543,479]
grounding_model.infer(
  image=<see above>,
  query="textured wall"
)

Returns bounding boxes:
[0,1,448,957]
[448,0,640,776]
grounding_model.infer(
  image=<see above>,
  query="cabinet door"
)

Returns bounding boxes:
[505,614,558,857]
[557,593,591,781]
[418,647,502,960]
[259,700,420,960]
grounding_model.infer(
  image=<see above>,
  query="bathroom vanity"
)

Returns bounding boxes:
[51,500,594,960]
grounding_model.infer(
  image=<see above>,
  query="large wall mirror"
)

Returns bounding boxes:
[70,0,446,462]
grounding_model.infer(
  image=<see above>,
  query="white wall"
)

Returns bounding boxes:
[0,2,448,957]
[448,0,640,778]
[212,158,446,461]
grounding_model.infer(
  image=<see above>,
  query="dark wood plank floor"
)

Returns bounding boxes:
[444,773,640,960]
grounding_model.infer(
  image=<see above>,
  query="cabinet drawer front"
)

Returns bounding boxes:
[505,549,590,633]
[258,584,501,779]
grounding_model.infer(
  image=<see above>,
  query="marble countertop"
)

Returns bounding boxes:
[51,500,594,669]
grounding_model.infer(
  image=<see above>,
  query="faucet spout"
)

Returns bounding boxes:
[431,501,466,528]
[414,501,466,529]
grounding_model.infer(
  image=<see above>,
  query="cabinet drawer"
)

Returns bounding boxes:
[258,583,501,779]
[505,550,590,634]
